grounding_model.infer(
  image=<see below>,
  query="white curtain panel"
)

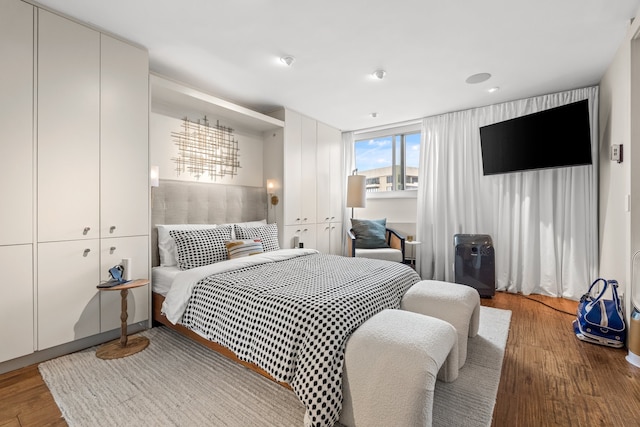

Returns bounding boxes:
[417,86,598,299]
[342,131,355,256]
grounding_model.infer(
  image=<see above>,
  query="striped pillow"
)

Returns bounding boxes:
[226,239,264,259]
[234,223,280,252]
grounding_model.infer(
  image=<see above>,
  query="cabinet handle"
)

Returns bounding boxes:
[110,246,116,254]
[303,228,308,232]
[303,217,308,221]
[110,225,116,233]
[330,216,335,220]
[325,217,330,221]
[83,248,91,257]
[83,227,90,235]
[325,226,330,231]
[296,218,301,221]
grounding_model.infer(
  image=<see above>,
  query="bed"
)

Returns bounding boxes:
[150,181,423,427]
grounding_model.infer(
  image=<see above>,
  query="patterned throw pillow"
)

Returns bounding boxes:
[225,239,264,259]
[156,224,218,266]
[234,223,280,252]
[169,225,233,270]
[351,218,390,249]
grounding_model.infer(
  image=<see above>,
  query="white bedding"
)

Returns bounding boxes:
[151,266,182,296]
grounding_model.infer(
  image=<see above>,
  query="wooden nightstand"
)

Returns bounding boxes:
[96,279,149,359]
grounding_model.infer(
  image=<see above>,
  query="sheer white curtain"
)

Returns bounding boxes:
[341,131,355,256]
[416,87,598,299]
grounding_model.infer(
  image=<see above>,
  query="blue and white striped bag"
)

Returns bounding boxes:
[573,278,626,348]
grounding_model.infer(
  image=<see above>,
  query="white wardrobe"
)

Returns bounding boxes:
[0,0,150,365]
[0,0,36,364]
[264,108,343,254]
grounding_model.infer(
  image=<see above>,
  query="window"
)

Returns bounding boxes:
[354,130,420,192]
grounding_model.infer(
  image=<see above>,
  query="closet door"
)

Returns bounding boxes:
[0,245,33,363]
[0,0,33,246]
[329,222,343,254]
[300,116,317,224]
[316,122,342,226]
[283,110,302,225]
[283,224,316,250]
[99,236,150,331]
[316,223,332,254]
[37,9,100,242]
[316,222,342,255]
[100,35,149,238]
[37,239,100,349]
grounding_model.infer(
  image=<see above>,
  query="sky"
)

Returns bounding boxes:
[354,133,420,172]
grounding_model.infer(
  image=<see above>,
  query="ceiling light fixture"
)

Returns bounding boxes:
[465,72,491,84]
[280,56,295,67]
[370,112,379,118]
[372,69,386,80]
[488,86,500,93]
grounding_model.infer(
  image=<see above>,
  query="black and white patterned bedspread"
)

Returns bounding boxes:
[179,252,421,427]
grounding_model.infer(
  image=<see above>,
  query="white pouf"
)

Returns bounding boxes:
[340,309,458,427]
[400,280,481,369]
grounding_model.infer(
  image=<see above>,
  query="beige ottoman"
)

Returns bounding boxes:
[400,280,481,369]
[340,309,458,427]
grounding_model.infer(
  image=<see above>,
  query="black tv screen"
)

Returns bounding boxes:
[479,99,592,175]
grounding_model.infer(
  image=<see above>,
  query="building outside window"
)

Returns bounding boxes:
[354,130,420,192]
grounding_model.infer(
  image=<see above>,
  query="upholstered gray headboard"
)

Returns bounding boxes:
[151,179,268,266]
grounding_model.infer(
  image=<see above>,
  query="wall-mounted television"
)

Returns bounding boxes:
[479,99,592,176]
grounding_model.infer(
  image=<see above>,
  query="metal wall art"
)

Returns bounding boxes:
[171,116,240,180]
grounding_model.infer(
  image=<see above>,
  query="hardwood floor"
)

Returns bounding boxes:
[485,292,640,427]
[0,364,65,427]
[1,291,638,426]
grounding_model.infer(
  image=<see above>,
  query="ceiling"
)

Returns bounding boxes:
[31,0,640,132]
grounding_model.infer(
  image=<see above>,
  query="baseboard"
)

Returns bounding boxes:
[0,321,148,375]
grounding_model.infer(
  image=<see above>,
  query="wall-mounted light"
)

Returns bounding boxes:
[267,179,279,206]
[150,165,160,187]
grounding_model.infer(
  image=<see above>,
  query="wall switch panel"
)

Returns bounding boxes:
[611,144,623,163]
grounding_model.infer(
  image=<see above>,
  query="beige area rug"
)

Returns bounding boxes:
[39,306,511,427]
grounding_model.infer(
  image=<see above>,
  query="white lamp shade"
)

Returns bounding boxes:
[346,175,366,208]
[150,165,160,187]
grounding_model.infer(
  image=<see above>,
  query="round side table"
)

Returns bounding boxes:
[96,278,150,359]
[405,241,422,272]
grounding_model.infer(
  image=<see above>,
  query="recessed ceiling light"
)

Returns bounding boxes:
[280,56,295,67]
[465,72,491,84]
[488,86,500,93]
[371,70,386,80]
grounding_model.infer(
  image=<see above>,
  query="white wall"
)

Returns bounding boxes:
[150,111,264,187]
[352,193,418,238]
[599,14,640,317]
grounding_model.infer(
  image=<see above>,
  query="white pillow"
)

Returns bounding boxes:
[156,224,217,267]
